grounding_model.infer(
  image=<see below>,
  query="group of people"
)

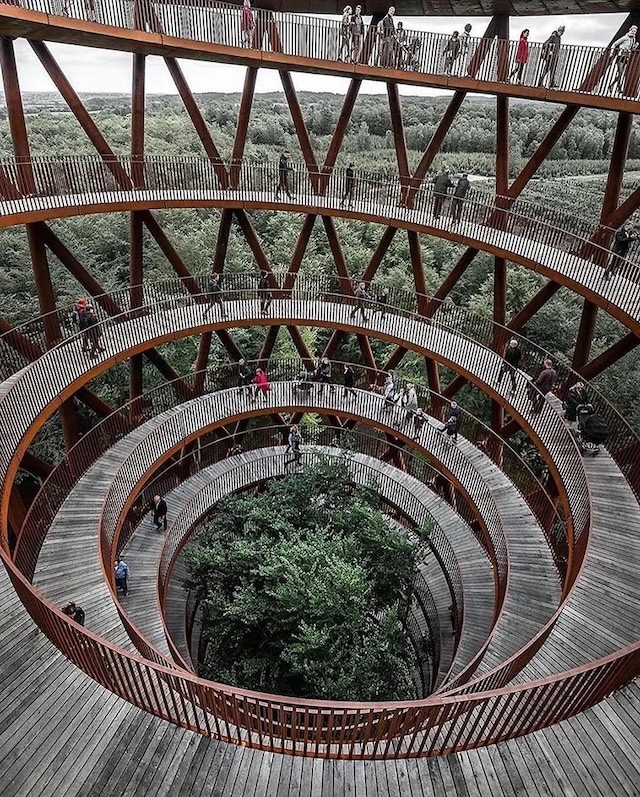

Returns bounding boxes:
[71,297,105,358]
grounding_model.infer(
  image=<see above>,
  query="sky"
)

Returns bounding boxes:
[8,12,628,96]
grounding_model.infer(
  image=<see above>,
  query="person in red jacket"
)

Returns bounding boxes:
[240,0,254,47]
[509,29,529,84]
[251,368,271,402]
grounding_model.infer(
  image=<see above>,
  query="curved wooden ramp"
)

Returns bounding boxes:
[1,563,639,796]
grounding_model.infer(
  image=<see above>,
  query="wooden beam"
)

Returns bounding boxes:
[230,67,257,188]
[581,333,640,381]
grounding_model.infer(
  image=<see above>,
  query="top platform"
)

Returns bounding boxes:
[152,0,640,16]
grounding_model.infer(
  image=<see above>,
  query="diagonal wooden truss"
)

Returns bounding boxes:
[1,11,639,478]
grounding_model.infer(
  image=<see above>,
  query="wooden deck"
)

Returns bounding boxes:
[120,447,495,684]
[2,561,640,796]
[0,189,638,333]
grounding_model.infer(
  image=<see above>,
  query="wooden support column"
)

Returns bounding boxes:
[507,280,560,331]
[581,333,640,381]
[280,71,319,187]
[0,37,35,195]
[230,67,257,188]
[130,52,145,421]
[387,83,410,190]
[571,301,599,373]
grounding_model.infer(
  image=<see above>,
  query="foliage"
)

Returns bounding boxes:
[184,457,419,701]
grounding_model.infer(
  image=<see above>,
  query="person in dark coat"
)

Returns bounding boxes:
[439,415,459,443]
[375,286,390,318]
[531,359,557,413]
[450,174,470,222]
[62,602,85,626]
[349,281,369,323]
[538,25,565,88]
[202,273,227,319]
[152,495,168,530]
[379,6,396,68]
[258,271,272,316]
[83,306,105,358]
[605,222,637,279]
[275,152,293,200]
[432,170,453,219]
[237,358,252,395]
[564,381,589,424]
[412,407,427,440]
[284,427,303,470]
[340,163,356,208]
[443,30,461,75]
[497,338,522,393]
[343,363,357,399]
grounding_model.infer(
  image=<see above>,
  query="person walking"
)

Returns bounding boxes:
[509,29,529,83]
[152,494,168,530]
[202,273,227,319]
[443,30,461,76]
[497,338,522,393]
[349,281,369,322]
[62,601,85,625]
[251,367,271,401]
[72,297,90,353]
[114,559,130,596]
[285,424,300,454]
[609,25,638,93]
[531,359,557,413]
[375,285,390,318]
[412,406,427,440]
[439,414,459,444]
[383,370,399,410]
[338,6,352,62]
[402,382,418,422]
[432,170,453,219]
[538,25,565,88]
[275,152,293,200]
[379,6,396,68]
[351,5,364,64]
[258,271,272,316]
[458,23,472,71]
[315,355,335,395]
[343,363,357,399]
[83,306,105,358]
[284,427,303,470]
[237,357,252,395]
[605,221,637,279]
[450,173,470,222]
[240,0,254,47]
[449,400,462,428]
[340,162,356,208]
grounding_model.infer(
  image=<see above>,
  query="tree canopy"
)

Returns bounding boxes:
[184,456,421,701]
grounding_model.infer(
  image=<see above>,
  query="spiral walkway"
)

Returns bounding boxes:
[2,0,640,791]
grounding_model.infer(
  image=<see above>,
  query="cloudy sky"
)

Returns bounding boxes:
[10,12,627,96]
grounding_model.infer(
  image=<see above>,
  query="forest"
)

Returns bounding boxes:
[1,90,638,466]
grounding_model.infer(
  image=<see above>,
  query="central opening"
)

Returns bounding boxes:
[184,454,437,701]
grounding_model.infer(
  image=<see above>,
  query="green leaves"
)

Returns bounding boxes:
[185,456,419,701]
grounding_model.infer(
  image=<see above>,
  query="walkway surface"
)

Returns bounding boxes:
[1,188,637,332]
[2,561,640,797]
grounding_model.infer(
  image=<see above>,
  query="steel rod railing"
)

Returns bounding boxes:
[5,1,640,103]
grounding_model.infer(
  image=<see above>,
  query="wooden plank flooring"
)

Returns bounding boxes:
[1,188,639,331]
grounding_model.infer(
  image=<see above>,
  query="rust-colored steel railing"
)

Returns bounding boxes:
[4,0,640,104]
[0,291,634,757]
[0,156,637,333]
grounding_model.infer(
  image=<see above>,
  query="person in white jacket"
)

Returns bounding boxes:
[609,25,638,93]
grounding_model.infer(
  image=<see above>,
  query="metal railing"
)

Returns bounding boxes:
[1,157,637,330]
[5,1,640,103]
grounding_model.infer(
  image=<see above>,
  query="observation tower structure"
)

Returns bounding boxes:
[1,1,640,795]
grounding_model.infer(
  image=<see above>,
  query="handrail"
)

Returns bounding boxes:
[1,157,638,337]
[0,287,627,757]
[0,271,631,511]
[4,0,640,106]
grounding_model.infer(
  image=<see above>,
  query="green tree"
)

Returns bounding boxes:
[184,456,419,701]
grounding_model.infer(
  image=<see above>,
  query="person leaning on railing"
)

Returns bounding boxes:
[608,25,638,94]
